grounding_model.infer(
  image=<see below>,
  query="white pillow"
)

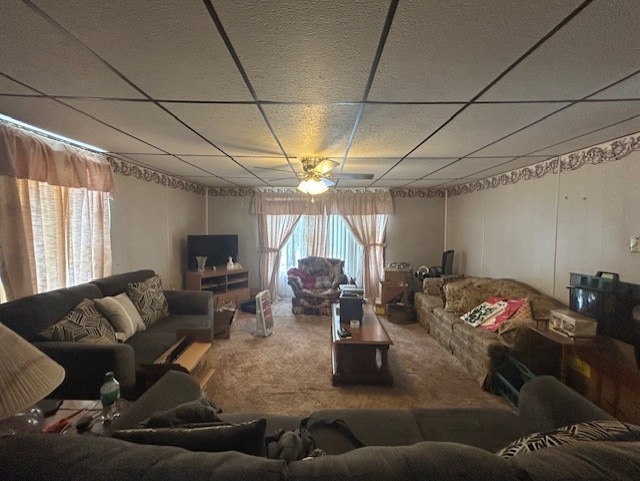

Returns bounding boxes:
[95,293,145,341]
[114,292,146,332]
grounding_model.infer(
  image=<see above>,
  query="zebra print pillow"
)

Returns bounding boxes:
[40,298,117,344]
[497,420,640,458]
[127,275,169,327]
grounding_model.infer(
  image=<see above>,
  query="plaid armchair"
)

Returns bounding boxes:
[287,256,349,315]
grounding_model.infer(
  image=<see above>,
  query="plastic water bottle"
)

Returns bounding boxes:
[100,371,120,422]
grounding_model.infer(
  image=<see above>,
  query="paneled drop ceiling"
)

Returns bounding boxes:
[1,0,639,189]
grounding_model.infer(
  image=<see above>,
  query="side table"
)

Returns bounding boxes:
[41,399,129,434]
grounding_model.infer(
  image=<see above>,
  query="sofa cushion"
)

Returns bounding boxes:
[95,293,145,340]
[308,409,425,454]
[92,269,157,297]
[0,434,286,481]
[112,418,268,456]
[148,313,212,333]
[314,275,333,289]
[444,278,538,316]
[412,408,530,453]
[142,398,223,428]
[497,420,640,458]
[0,283,102,341]
[40,298,116,344]
[127,275,169,327]
[125,331,178,369]
[506,440,640,480]
[287,442,523,481]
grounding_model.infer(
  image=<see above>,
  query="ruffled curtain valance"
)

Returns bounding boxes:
[0,123,115,193]
[252,190,394,215]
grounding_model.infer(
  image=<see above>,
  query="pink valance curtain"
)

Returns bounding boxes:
[0,123,114,301]
[0,123,116,193]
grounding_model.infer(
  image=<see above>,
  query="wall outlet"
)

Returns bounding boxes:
[630,237,640,253]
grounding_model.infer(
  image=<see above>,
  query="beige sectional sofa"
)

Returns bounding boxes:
[414,276,564,389]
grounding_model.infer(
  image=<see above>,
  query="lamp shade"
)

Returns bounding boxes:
[0,322,65,421]
[297,177,329,195]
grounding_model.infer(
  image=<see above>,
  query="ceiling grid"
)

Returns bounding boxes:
[0,0,638,189]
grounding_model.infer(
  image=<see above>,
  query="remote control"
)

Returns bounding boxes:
[338,327,351,338]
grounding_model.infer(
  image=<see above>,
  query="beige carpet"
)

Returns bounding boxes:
[207,300,509,415]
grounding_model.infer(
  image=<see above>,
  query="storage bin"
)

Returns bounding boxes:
[387,303,416,324]
[494,355,535,409]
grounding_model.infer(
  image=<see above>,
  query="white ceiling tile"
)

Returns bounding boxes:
[182,155,265,179]
[1,1,144,98]
[333,179,376,189]
[477,156,555,179]
[427,158,515,179]
[64,99,222,155]
[477,101,640,157]
[0,76,37,95]
[209,177,271,188]
[184,176,238,188]
[122,154,210,177]
[481,2,640,101]
[214,1,389,102]
[370,0,582,102]
[31,0,251,101]
[591,73,640,100]
[162,103,281,156]
[369,179,414,188]
[262,104,359,158]
[382,158,454,180]
[348,104,461,157]
[535,115,640,156]
[339,157,399,177]
[0,96,161,154]
[410,103,569,157]
[404,179,454,189]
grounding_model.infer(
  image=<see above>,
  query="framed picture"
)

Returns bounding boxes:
[255,290,274,337]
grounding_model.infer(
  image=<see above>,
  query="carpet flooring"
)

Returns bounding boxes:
[206,300,509,415]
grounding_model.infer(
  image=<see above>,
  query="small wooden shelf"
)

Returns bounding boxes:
[185,267,250,308]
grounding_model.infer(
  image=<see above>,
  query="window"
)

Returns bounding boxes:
[277,214,363,296]
[0,120,113,301]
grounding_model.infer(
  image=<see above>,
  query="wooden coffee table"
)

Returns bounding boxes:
[331,302,394,386]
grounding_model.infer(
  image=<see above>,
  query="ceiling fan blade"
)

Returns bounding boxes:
[253,164,293,173]
[332,173,374,180]
[315,158,340,174]
[321,177,335,187]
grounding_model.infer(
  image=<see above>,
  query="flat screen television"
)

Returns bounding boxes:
[187,235,238,270]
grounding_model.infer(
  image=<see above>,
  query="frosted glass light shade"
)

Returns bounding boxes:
[297,178,328,195]
[0,322,65,421]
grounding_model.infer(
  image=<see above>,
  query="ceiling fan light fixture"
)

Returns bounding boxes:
[297,176,328,195]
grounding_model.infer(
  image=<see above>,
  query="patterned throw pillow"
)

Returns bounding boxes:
[314,275,333,289]
[497,420,640,458]
[126,275,169,327]
[40,298,116,344]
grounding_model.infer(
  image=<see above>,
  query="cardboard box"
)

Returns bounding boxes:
[384,268,409,283]
[381,280,408,304]
[213,308,235,340]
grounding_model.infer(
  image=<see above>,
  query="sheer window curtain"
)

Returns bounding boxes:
[257,213,301,299]
[340,214,388,302]
[277,214,364,296]
[253,190,392,301]
[0,123,114,301]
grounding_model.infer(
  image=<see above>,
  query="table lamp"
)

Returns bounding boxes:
[0,322,65,434]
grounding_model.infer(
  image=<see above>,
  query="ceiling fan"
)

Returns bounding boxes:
[296,157,374,195]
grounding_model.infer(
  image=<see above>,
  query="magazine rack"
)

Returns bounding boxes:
[255,289,274,337]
